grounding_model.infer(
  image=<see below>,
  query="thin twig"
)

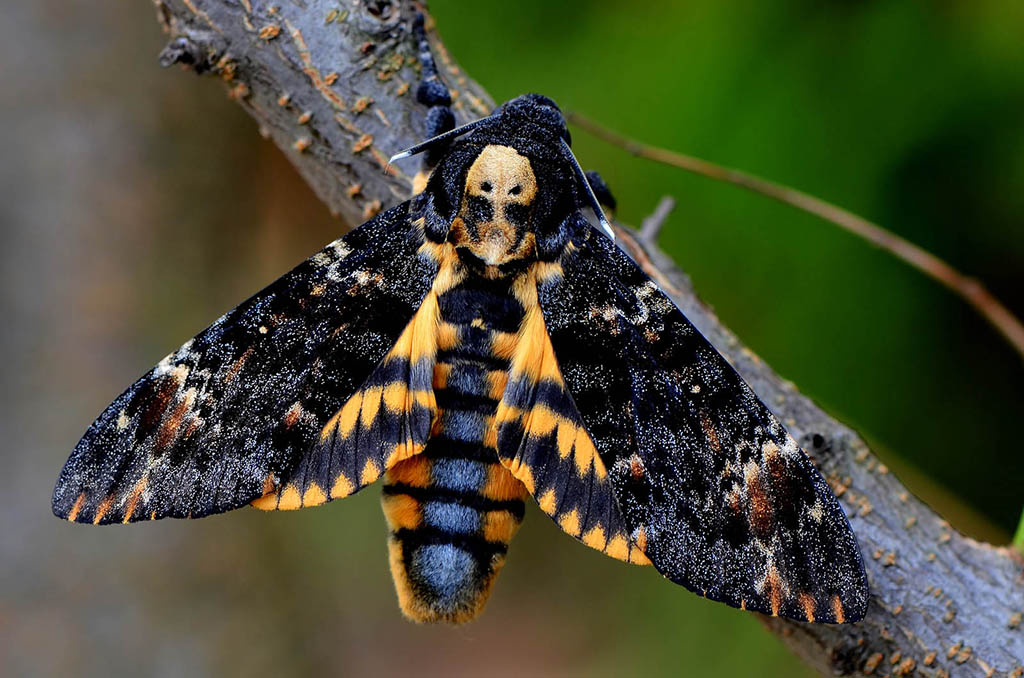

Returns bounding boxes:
[568,111,1024,363]
[639,195,676,244]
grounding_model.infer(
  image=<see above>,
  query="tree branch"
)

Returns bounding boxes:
[154,0,492,227]
[153,1,1024,675]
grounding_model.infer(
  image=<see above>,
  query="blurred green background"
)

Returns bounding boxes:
[2,1,1021,676]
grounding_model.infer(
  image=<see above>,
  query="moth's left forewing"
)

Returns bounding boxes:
[537,221,869,624]
[53,203,439,524]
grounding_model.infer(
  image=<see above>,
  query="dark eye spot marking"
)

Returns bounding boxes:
[480,181,492,193]
[504,202,530,226]
[509,185,522,196]
[467,195,494,223]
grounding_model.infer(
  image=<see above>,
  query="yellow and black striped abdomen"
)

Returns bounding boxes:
[382,271,529,623]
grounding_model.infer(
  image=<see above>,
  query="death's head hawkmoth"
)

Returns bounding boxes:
[53,80,868,624]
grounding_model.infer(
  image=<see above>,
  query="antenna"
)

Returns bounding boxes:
[387,116,493,168]
[561,138,615,240]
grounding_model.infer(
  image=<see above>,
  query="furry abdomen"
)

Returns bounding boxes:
[382,269,528,623]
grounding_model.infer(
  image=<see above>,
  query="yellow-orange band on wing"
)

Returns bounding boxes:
[252,242,463,511]
[494,263,649,565]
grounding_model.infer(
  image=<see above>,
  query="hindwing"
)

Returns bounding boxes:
[253,241,464,510]
[494,264,649,564]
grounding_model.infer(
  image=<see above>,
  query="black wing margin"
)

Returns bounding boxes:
[53,203,438,524]
[538,220,868,623]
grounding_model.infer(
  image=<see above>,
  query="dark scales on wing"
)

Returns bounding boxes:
[537,215,869,623]
[55,77,868,625]
[53,204,437,524]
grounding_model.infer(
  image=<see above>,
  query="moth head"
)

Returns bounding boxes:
[416,94,606,260]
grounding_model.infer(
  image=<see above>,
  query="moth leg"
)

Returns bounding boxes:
[411,13,455,192]
[584,170,617,212]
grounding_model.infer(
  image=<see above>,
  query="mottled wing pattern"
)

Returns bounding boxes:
[494,266,650,565]
[537,221,869,623]
[53,204,438,524]
[254,241,455,510]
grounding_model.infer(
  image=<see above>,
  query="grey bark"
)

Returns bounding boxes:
[154,0,491,227]
[153,1,1024,675]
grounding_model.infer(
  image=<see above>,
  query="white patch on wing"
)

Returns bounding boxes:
[329,239,352,259]
[781,436,801,459]
[807,498,824,524]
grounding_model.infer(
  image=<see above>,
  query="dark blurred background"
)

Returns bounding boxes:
[2,2,1021,676]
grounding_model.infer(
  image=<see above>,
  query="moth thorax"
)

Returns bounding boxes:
[452,144,538,267]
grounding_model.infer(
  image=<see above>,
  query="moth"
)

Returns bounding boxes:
[53,24,868,624]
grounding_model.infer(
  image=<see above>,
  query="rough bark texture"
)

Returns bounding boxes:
[154,0,491,228]
[154,1,1024,675]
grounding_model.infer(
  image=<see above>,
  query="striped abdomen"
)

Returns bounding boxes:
[382,270,529,623]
